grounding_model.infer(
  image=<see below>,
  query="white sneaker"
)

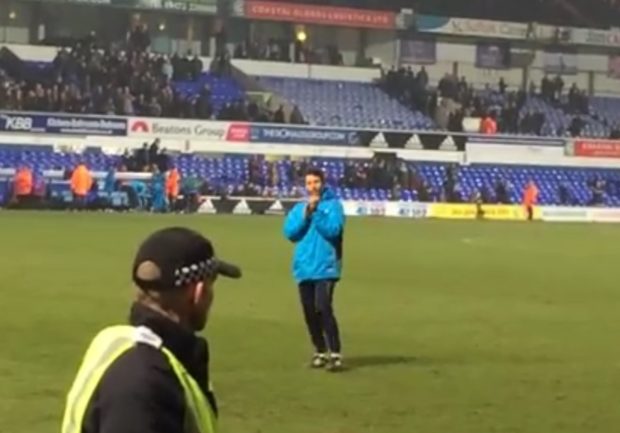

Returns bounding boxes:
[326,354,343,372]
[310,353,328,369]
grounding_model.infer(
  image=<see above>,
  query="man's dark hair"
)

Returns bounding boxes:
[305,167,325,182]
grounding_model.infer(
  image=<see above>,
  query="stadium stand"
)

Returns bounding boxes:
[257,76,435,130]
[0,144,617,207]
[2,12,620,214]
[0,46,271,122]
[4,39,620,140]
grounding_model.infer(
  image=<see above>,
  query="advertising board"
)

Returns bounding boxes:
[244,0,396,29]
[127,117,229,140]
[428,203,533,220]
[574,139,620,158]
[249,125,360,146]
[0,112,126,136]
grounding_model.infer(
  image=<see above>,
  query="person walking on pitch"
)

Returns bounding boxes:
[283,168,346,371]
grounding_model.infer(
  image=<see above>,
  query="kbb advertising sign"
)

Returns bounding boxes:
[244,0,396,29]
[0,112,126,136]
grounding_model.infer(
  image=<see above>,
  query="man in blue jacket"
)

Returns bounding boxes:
[283,168,345,371]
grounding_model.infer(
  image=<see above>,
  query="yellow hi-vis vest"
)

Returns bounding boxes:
[61,325,217,433]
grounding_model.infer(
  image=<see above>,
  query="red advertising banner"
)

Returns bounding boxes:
[574,139,620,158]
[244,1,396,29]
[226,123,251,142]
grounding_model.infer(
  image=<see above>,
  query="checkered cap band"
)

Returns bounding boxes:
[173,259,217,287]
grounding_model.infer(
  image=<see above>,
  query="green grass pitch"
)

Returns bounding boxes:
[1,211,620,433]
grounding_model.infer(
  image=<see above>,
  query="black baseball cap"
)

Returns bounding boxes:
[132,227,242,291]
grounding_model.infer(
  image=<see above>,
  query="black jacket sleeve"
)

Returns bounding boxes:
[85,347,186,433]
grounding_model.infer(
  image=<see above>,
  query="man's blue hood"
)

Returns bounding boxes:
[321,186,337,201]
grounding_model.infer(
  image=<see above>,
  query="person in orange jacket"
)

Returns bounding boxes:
[70,162,93,209]
[166,166,181,212]
[480,113,498,135]
[13,165,33,206]
[522,180,539,221]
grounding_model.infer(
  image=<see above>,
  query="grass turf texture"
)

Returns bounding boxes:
[1,212,620,433]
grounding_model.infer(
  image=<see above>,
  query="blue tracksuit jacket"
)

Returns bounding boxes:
[283,187,345,284]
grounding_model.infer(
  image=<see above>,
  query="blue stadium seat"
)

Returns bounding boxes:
[257,76,435,130]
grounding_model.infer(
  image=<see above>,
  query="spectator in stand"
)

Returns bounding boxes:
[438,73,458,99]
[532,111,546,135]
[500,102,518,133]
[553,75,564,101]
[434,98,452,130]
[161,56,174,82]
[191,55,203,80]
[273,105,286,123]
[128,24,151,52]
[495,178,510,204]
[448,108,467,151]
[480,112,498,134]
[417,66,429,90]
[196,86,213,119]
[567,84,579,111]
[569,116,585,137]
[149,139,160,162]
[289,105,307,125]
[135,143,149,170]
[457,76,468,99]
[589,178,605,206]
[520,110,534,134]
[516,87,526,111]
[541,75,553,102]
[498,77,508,95]
[558,181,573,205]
[442,165,460,202]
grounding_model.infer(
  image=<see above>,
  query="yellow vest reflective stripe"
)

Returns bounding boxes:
[61,325,217,433]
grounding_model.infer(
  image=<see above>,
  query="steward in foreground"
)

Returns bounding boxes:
[61,227,242,433]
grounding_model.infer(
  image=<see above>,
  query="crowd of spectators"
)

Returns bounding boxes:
[0,32,203,118]
[0,27,304,125]
[234,39,290,63]
[382,66,431,115]
[227,156,613,205]
[234,38,344,66]
[380,66,619,139]
[227,155,445,202]
[119,139,170,174]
